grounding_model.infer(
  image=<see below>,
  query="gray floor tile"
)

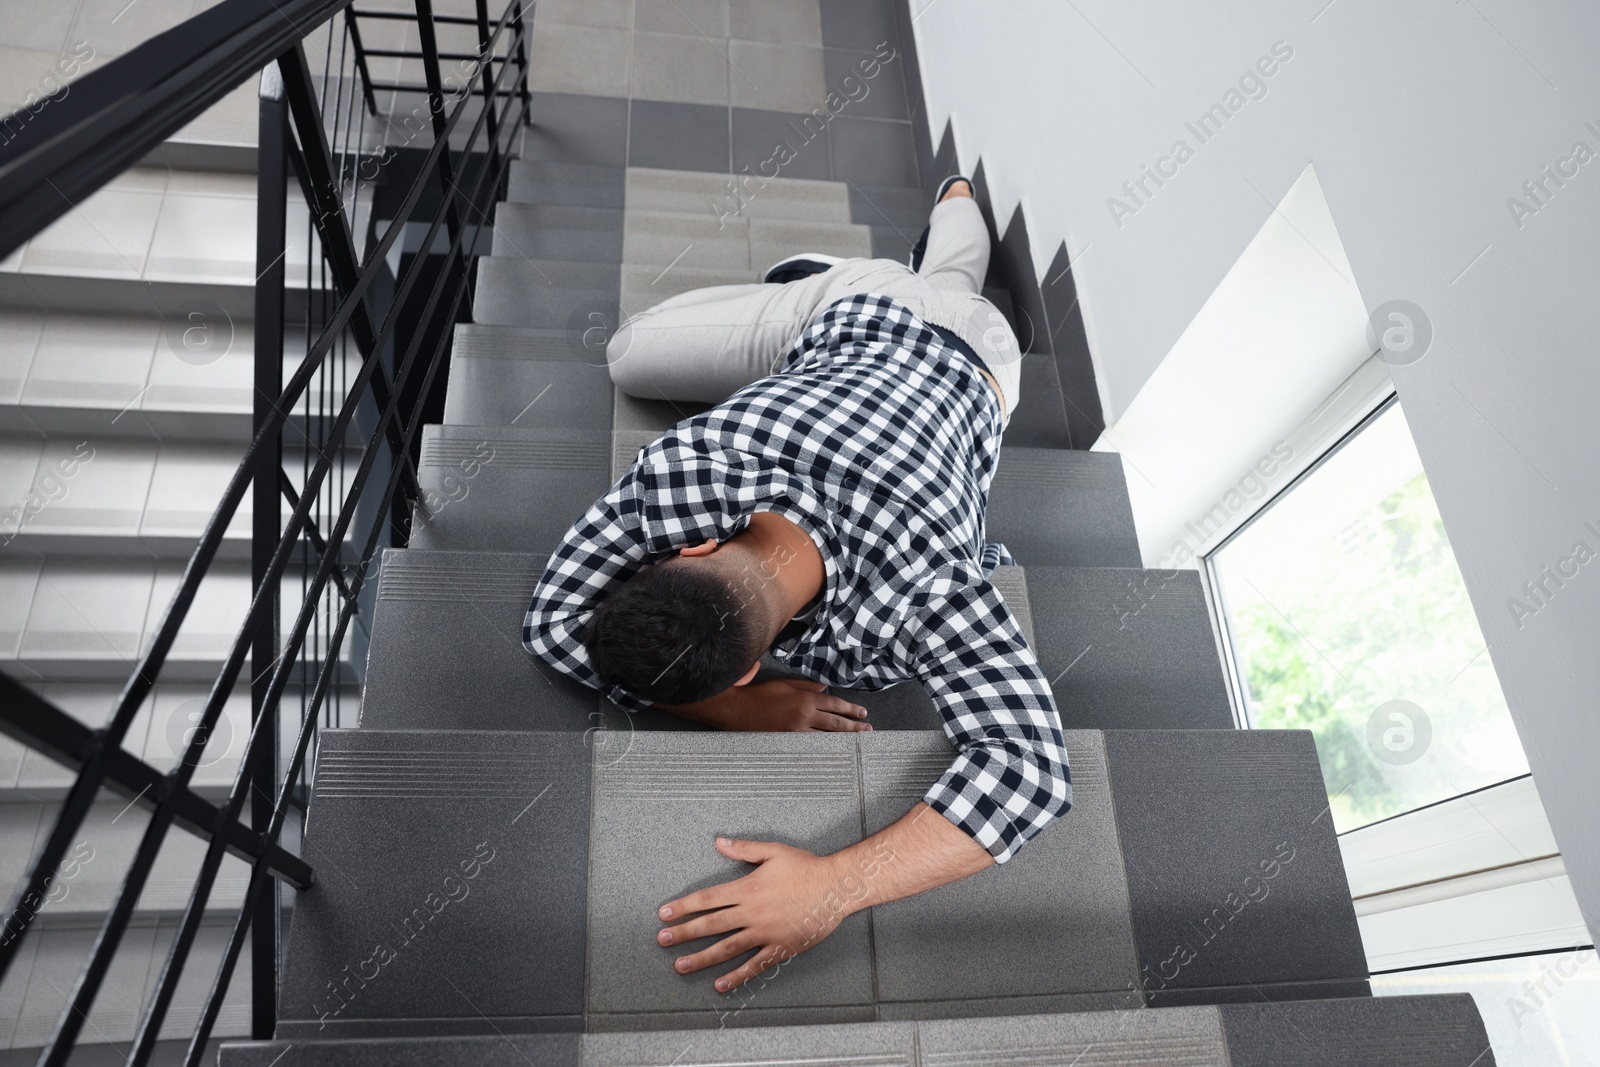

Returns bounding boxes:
[1102,730,1370,1001]
[869,224,915,263]
[729,0,823,45]
[585,733,874,1018]
[847,182,929,231]
[729,40,827,112]
[877,990,1140,1021]
[409,425,613,553]
[1220,994,1492,1067]
[476,257,621,293]
[484,224,627,264]
[732,109,833,181]
[494,203,627,235]
[529,22,632,97]
[828,115,919,186]
[506,161,628,208]
[824,47,909,119]
[825,675,940,730]
[860,732,1141,1005]
[220,1035,582,1066]
[1025,566,1233,730]
[624,209,751,269]
[474,261,620,330]
[629,100,731,173]
[636,0,728,35]
[611,387,713,433]
[278,730,592,1027]
[612,429,663,482]
[1002,350,1073,449]
[535,0,633,29]
[747,217,871,269]
[989,564,1036,647]
[917,1005,1227,1066]
[583,1019,912,1061]
[986,447,1141,568]
[818,0,900,50]
[620,263,758,317]
[1150,976,1372,1007]
[526,92,630,166]
[357,549,607,731]
[632,30,731,107]
[444,330,615,431]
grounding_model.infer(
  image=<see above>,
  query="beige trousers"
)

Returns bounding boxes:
[606,197,1022,428]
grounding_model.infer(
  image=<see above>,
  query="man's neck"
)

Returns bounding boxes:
[737,511,826,626]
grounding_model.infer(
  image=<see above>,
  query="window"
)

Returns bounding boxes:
[1207,397,1527,832]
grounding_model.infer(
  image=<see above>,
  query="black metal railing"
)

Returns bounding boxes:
[0,0,529,1062]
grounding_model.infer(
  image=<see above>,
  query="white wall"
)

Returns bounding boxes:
[911,0,1600,941]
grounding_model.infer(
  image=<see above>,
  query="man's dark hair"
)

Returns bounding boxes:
[585,558,769,705]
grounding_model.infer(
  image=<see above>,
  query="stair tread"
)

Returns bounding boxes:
[409,425,613,553]
[277,728,1371,1038]
[987,447,1141,568]
[228,993,1493,1065]
[474,259,619,328]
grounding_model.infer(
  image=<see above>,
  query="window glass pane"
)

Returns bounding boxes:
[1210,400,1526,831]
[1372,950,1600,1066]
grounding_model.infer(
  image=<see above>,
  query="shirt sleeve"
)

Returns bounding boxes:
[901,568,1072,863]
[521,472,658,714]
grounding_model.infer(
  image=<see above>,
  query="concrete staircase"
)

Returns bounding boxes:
[215,10,1498,1057]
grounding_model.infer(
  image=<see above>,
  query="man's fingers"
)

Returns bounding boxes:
[809,709,871,732]
[819,695,868,719]
[658,908,742,947]
[715,836,780,864]
[659,883,733,920]
[671,931,756,975]
[715,947,796,993]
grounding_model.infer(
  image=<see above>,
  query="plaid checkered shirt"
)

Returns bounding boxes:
[523,293,1072,862]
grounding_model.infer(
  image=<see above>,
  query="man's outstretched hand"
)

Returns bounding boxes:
[662,678,871,733]
[655,837,851,992]
[656,803,994,993]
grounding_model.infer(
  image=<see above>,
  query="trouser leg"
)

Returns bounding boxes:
[606,270,857,402]
[917,197,990,295]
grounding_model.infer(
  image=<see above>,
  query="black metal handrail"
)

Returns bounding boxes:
[0,0,530,1062]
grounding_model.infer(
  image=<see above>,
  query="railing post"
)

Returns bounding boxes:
[251,62,288,1042]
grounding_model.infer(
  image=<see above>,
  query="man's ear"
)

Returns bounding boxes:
[732,661,760,687]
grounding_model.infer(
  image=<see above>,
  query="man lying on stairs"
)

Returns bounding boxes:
[523,177,1071,995]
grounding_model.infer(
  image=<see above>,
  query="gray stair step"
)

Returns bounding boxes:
[409,425,612,553]
[625,167,857,224]
[357,548,699,732]
[273,729,1368,1037]
[228,993,1494,1065]
[847,182,935,232]
[986,447,1141,568]
[506,160,626,208]
[824,564,1231,733]
[869,223,917,263]
[493,202,625,234]
[482,222,625,263]
[1103,728,1370,1005]
[1003,350,1073,449]
[277,730,593,1036]
[473,258,619,329]
[443,324,615,430]
[1026,565,1233,730]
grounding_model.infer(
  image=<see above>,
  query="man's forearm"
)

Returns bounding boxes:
[825,802,993,917]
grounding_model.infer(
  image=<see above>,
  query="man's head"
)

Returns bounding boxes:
[584,540,782,705]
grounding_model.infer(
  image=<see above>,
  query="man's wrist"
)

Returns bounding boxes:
[821,836,901,918]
